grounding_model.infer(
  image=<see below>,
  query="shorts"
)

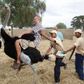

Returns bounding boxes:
[20,39,36,49]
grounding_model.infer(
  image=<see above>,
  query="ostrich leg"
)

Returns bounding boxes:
[20,52,37,84]
[28,64,37,84]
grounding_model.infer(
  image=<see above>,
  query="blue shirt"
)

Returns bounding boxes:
[57,32,64,41]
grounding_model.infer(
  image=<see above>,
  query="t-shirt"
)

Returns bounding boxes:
[50,37,64,57]
[74,37,84,56]
[57,32,64,41]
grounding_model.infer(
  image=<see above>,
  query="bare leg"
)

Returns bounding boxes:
[15,40,21,63]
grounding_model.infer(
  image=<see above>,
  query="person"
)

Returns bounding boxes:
[15,16,54,68]
[45,30,67,84]
[51,26,64,56]
[7,29,11,36]
[53,26,64,41]
[64,29,84,80]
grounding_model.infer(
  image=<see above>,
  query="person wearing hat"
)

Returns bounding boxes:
[64,29,84,80]
[45,30,67,84]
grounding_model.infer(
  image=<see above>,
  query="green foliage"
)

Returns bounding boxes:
[56,22,67,29]
[71,15,84,30]
[0,1,4,9]
[1,0,46,29]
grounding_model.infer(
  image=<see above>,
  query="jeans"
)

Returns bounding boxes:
[54,58,65,83]
[75,53,84,80]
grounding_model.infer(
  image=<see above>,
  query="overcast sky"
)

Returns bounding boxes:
[42,0,84,28]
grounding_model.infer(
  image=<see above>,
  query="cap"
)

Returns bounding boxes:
[74,29,82,34]
[49,30,57,34]
[4,4,8,8]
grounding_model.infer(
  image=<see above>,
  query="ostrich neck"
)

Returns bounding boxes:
[2,7,11,29]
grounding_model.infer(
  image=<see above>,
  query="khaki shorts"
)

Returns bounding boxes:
[20,39,35,49]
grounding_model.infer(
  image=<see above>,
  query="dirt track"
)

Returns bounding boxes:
[0,39,84,84]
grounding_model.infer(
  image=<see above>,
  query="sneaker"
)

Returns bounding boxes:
[55,82,60,84]
[64,62,67,69]
[79,78,84,81]
[13,61,21,69]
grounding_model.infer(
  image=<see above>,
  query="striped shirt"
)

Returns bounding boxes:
[32,23,43,47]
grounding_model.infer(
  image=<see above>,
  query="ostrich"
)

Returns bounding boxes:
[1,28,48,84]
[1,4,11,47]
[0,5,52,84]
[1,5,48,84]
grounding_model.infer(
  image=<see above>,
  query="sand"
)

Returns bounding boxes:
[0,39,84,84]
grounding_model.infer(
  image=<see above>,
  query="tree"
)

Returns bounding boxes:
[56,22,66,29]
[71,15,84,30]
[0,1,5,25]
[1,0,46,29]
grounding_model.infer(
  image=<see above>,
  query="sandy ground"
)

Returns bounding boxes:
[0,39,84,84]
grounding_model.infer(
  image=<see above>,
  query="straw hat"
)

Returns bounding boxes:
[49,30,57,34]
[74,29,82,34]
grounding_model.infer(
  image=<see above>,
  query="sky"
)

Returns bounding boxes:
[42,0,84,28]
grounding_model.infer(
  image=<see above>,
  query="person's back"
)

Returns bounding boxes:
[53,26,64,41]
[57,31,64,41]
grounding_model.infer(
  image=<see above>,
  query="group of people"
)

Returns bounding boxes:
[10,16,84,84]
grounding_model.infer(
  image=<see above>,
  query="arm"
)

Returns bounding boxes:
[64,45,76,53]
[18,29,33,37]
[45,47,52,55]
[39,30,54,42]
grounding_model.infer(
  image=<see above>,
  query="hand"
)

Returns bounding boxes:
[51,39,55,42]
[63,51,67,54]
[18,34,22,38]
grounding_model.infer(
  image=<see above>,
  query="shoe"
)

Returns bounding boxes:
[13,61,21,70]
[79,78,84,81]
[64,62,67,69]
[75,71,78,73]
[55,82,60,84]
